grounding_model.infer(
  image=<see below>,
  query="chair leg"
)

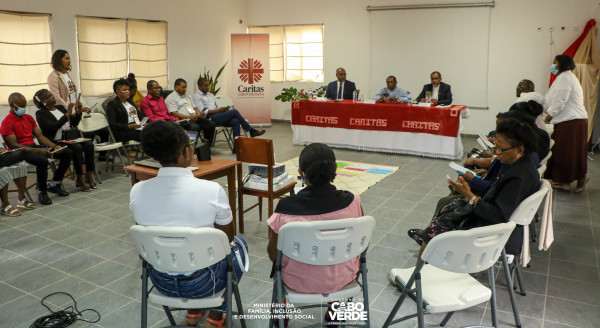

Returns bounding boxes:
[360,256,370,328]
[25,189,33,203]
[162,306,177,326]
[233,283,247,328]
[226,271,233,328]
[415,272,425,328]
[269,278,277,328]
[514,264,526,296]
[382,263,422,328]
[258,197,263,221]
[439,312,454,326]
[141,262,149,328]
[275,270,285,328]
[268,195,274,218]
[488,266,498,328]
[501,249,522,328]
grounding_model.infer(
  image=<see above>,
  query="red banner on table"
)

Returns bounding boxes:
[291,100,466,137]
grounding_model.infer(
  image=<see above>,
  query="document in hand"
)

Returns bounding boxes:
[448,162,480,177]
[478,134,494,148]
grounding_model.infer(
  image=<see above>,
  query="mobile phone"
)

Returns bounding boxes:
[140,117,149,125]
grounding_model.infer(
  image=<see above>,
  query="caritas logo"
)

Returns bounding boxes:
[238,58,264,84]
[237,58,265,96]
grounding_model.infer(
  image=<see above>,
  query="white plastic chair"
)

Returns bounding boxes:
[129,225,247,328]
[270,216,376,328]
[537,163,546,178]
[383,222,517,328]
[541,151,552,165]
[78,113,131,176]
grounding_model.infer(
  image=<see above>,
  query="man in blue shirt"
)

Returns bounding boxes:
[374,76,408,103]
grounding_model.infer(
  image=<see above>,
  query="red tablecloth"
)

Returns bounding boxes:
[291,100,467,137]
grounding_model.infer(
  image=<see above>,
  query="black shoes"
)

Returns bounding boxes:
[38,192,52,205]
[48,184,69,197]
[407,229,424,246]
[250,129,266,138]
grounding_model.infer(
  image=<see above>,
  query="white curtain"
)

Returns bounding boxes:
[77,17,168,96]
[0,11,52,105]
[249,24,323,82]
[77,17,127,97]
[128,20,168,92]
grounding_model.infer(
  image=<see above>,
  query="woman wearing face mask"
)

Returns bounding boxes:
[544,55,589,192]
[34,89,97,191]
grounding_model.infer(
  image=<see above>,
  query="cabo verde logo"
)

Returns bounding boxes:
[238,58,264,84]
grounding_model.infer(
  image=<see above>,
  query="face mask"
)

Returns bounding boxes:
[13,107,26,117]
[550,64,559,75]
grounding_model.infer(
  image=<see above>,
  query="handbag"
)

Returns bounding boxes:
[63,127,81,141]
[434,196,475,230]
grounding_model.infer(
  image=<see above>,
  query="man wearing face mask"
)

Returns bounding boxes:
[1,93,73,205]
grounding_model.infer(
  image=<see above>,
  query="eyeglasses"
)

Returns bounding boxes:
[493,143,516,154]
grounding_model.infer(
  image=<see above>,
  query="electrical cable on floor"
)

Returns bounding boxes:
[29,292,101,328]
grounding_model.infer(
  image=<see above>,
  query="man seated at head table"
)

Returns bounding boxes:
[324,67,357,100]
[417,71,452,105]
[374,75,408,103]
[165,78,216,145]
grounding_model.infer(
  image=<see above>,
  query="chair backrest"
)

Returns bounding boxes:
[129,225,231,273]
[235,137,274,166]
[541,151,552,165]
[78,113,110,133]
[537,164,547,177]
[508,179,550,226]
[277,216,376,266]
[216,95,234,108]
[422,222,516,274]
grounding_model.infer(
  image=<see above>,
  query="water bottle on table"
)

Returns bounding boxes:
[407,91,412,105]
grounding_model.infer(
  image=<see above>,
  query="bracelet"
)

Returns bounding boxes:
[468,195,477,205]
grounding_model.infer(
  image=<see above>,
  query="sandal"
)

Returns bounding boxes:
[2,205,21,217]
[16,199,36,210]
[186,310,206,326]
[85,172,98,189]
[204,314,226,328]
[407,229,424,246]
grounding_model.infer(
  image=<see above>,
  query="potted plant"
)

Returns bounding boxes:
[275,86,327,102]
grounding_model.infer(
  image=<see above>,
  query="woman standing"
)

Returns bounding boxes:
[544,54,589,192]
[34,89,97,191]
[47,50,90,113]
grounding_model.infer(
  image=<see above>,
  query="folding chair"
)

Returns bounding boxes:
[235,137,296,234]
[213,96,247,151]
[541,151,552,165]
[129,225,247,328]
[537,164,547,178]
[270,216,375,328]
[78,113,131,177]
[383,222,517,328]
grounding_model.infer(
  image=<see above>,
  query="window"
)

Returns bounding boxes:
[248,24,323,82]
[77,17,167,96]
[0,11,52,105]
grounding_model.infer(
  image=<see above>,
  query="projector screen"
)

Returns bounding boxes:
[369,7,491,108]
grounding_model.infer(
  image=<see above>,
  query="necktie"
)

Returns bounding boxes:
[337,82,343,99]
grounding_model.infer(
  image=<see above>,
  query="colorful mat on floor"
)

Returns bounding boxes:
[280,157,399,195]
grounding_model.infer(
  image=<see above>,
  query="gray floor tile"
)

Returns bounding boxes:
[75,288,134,319]
[75,260,136,286]
[0,295,49,328]
[549,259,600,283]
[17,217,65,234]
[60,231,110,250]
[0,247,19,263]
[4,266,67,293]
[487,287,545,319]
[23,243,79,264]
[0,228,31,246]
[31,277,98,308]
[2,235,53,256]
[547,276,600,306]
[480,309,543,328]
[49,251,105,274]
[0,282,26,306]
[367,245,413,268]
[84,238,133,260]
[96,300,165,328]
[545,296,600,328]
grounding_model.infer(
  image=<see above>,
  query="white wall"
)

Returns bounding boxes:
[248,0,600,134]
[0,0,248,116]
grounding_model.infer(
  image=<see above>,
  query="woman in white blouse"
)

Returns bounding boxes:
[544,54,589,192]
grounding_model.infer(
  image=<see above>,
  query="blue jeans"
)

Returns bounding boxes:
[208,109,253,137]
[148,236,247,310]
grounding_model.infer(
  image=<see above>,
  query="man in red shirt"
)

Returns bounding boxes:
[139,81,175,122]
[1,93,72,205]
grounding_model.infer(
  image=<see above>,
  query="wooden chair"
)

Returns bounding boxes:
[235,137,296,234]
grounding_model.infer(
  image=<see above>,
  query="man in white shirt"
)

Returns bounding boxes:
[374,76,408,103]
[192,78,265,140]
[165,79,215,145]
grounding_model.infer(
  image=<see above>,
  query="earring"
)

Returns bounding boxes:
[517,154,521,158]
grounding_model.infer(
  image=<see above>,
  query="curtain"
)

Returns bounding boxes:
[0,11,52,105]
[77,17,127,96]
[128,20,168,92]
[572,24,599,139]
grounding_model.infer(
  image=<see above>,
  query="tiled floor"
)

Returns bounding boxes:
[0,122,598,328]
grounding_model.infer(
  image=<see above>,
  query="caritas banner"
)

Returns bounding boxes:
[292,100,466,137]
[230,34,271,124]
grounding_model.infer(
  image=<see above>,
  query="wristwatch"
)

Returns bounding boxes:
[468,195,477,205]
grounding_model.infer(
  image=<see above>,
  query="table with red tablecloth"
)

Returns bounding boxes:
[291,100,469,160]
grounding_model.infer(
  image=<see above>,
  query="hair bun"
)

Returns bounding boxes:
[128,73,135,79]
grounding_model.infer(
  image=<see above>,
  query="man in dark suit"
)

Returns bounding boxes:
[417,71,452,105]
[324,68,357,100]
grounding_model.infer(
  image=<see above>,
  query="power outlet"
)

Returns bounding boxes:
[549,26,554,31]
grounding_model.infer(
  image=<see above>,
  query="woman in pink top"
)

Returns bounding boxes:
[267,143,363,323]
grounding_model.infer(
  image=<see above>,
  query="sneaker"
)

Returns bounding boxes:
[38,192,52,205]
[250,129,266,137]
[48,184,69,197]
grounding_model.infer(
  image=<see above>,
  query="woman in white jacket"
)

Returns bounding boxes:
[544,54,589,192]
